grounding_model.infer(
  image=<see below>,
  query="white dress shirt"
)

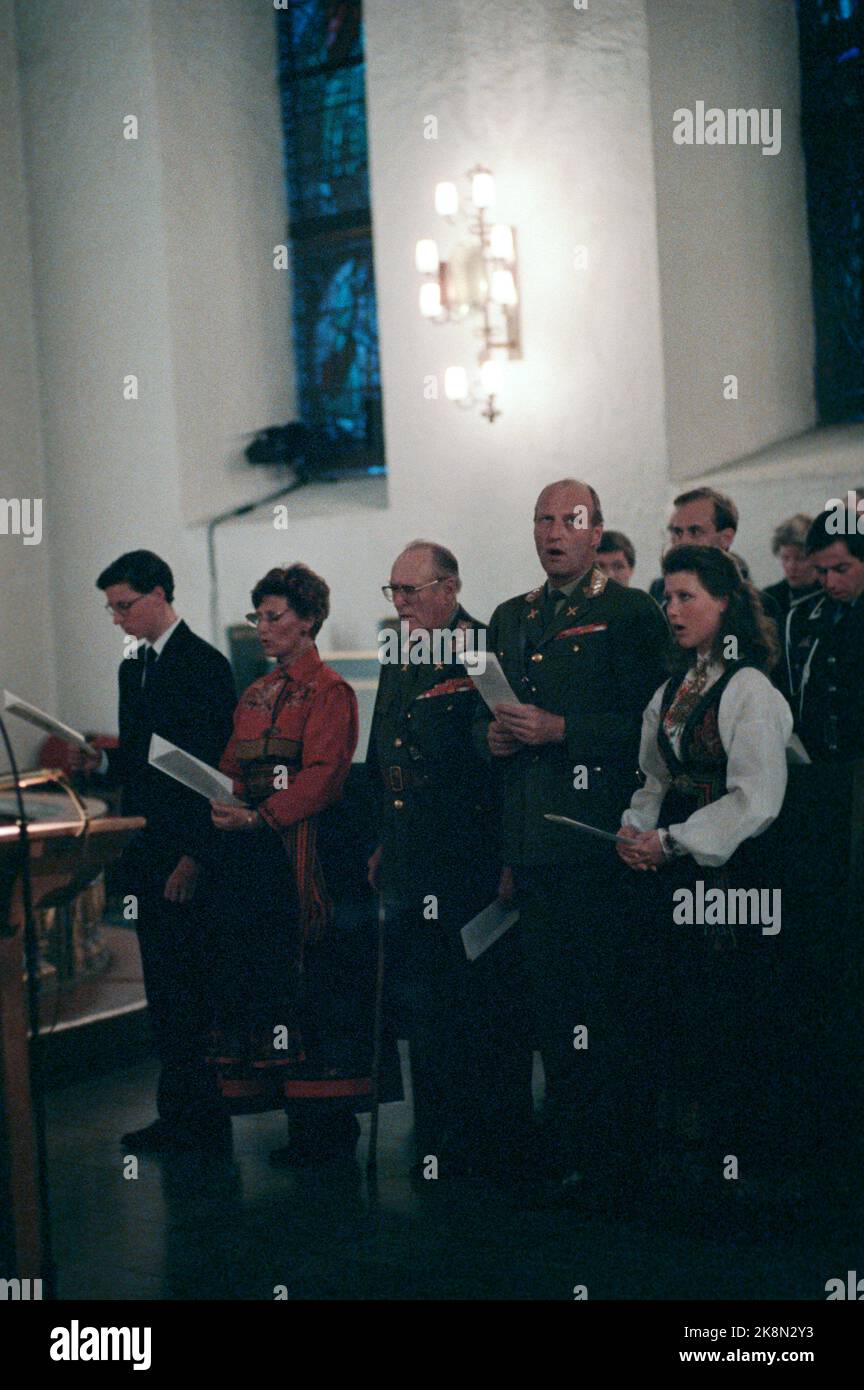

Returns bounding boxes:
[98,618,182,773]
[622,663,793,868]
[145,616,182,661]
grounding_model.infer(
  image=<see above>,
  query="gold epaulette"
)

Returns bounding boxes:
[583,567,608,598]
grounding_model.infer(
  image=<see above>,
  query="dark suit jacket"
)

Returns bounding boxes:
[108,620,237,878]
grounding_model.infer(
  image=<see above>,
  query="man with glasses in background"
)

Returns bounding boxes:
[367,541,531,1182]
[75,550,236,1153]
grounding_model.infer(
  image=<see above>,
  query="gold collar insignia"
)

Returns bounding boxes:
[583,566,608,598]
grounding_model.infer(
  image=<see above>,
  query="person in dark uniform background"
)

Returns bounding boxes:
[795,510,864,763]
[648,488,782,636]
[76,550,237,1153]
[648,488,741,604]
[764,513,820,620]
[763,513,821,704]
[367,540,531,1180]
[595,529,636,586]
[477,480,668,1208]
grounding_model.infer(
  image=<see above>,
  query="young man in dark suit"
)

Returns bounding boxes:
[80,551,237,1153]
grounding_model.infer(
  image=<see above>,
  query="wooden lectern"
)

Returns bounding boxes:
[0,809,144,1280]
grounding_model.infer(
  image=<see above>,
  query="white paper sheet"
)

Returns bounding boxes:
[3,690,97,757]
[544,813,627,843]
[459,650,520,714]
[148,734,246,807]
[461,898,519,962]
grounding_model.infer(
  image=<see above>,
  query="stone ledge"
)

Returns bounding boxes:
[689,423,864,488]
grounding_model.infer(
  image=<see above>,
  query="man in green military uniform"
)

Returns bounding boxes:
[367,540,530,1179]
[477,480,668,1208]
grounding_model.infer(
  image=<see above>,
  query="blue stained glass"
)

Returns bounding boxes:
[278,0,363,75]
[279,64,369,223]
[276,0,384,466]
[798,0,864,421]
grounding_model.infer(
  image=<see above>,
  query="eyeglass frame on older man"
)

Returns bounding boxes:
[381,578,443,602]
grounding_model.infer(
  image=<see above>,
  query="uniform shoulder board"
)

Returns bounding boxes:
[583,567,608,598]
[524,586,543,603]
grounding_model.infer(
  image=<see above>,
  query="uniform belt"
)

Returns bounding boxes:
[387,765,404,792]
[382,765,431,793]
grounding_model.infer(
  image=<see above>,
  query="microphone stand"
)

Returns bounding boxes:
[206,476,310,647]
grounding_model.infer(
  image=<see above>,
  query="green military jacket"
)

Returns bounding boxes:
[475,567,668,865]
[367,605,499,896]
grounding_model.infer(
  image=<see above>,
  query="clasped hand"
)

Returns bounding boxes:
[488,702,566,755]
[616,824,664,871]
[211,800,258,832]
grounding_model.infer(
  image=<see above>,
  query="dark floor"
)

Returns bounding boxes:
[44,1052,859,1301]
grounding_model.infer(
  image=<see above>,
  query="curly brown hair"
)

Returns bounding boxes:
[251,563,330,639]
[662,545,779,675]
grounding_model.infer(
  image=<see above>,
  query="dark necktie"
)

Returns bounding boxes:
[141,645,158,690]
[541,587,565,628]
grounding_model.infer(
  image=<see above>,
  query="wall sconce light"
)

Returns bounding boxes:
[415,164,521,423]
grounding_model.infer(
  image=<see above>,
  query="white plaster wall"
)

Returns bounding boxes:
[684,424,864,591]
[13,0,295,733]
[647,0,816,479]
[13,0,198,736]
[217,0,672,641]
[0,0,57,771]
[149,0,296,523]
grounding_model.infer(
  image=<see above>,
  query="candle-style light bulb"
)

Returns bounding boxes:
[415,239,440,274]
[472,171,495,209]
[489,223,514,262]
[490,268,517,306]
[434,181,459,217]
[444,366,469,401]
[419,282,442,318]
[480,358,502,396]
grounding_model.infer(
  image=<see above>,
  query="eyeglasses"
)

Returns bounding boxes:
[381,579,442,602]
[245,608,293,628]
[104,595,147,615]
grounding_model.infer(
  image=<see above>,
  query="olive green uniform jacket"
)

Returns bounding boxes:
[474,568,668,866]
[368,606,499,900]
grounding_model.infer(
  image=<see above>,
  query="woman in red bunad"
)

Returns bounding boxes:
[205,563,363,1166]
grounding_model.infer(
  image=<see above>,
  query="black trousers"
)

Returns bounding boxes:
[134,871,226,1134]
[382,882,532,1172]
[514,860,662,1183]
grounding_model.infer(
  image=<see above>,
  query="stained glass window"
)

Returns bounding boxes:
[798,0,864,422]
[276,0,384,471]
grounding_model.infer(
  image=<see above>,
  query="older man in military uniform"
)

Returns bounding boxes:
[477,480,668,1208]
[367,540,530,1179]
